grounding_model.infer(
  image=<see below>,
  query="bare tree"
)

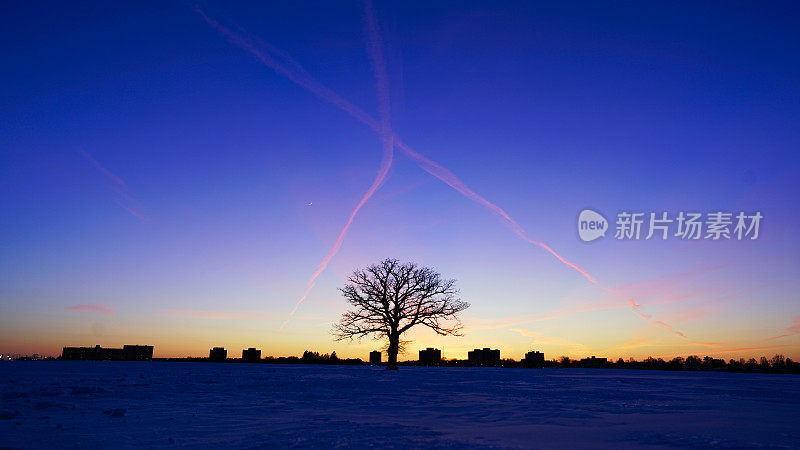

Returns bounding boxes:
[332,258,469,370]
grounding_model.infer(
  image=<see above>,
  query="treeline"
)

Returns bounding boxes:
[260,350,361,365]
[155,350,363,365]
[552,354,798,373]
[403,354,799,373]
[297,350,350,364]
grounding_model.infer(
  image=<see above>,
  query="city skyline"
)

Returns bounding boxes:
[2,1,799,360]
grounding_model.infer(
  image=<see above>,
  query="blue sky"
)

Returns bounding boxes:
[1,1,799,359]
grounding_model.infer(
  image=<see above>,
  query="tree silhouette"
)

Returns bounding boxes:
[770,354,786,368]
[332,258,469,370]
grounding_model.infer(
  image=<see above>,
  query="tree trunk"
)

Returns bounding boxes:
[387,333,399,370]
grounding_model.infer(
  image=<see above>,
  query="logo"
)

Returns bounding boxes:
[576,209,762,242]
[578,209,608,242]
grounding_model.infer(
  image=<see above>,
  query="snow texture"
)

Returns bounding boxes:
[1,362,798,448]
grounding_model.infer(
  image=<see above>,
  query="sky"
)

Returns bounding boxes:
[1,1,799,361]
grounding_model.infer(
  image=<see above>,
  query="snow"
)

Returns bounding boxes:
[1,362,798,448]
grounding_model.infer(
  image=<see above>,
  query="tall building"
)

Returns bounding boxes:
[242,348,261,362]
[523,350,545,367]
[61,345,153,361]
[579,356,607,367]
[209,347,227,361]
[369,351,381,364]
[418,348,442,365]
[122,345,154,361]
[467,348,501,366]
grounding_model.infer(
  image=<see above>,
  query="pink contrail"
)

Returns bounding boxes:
[79,149,148,220]
[279,147,393,329]
[68,303,115,316]
[599,285,718,345]
[194,8,379,131]
[362,0,395,195]
[362,0,392,133]
[199,19,597,288]
[207,12,598,286]
[762,316,800,342]
[278,0,396,328]
[79,150,127,188]
[394,138,596,283]
[113,199,149,222]
[196,5,389,326]
[197,6,701,341]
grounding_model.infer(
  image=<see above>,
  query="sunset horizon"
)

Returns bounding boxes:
[3,2,799,364]
[3,2,800,448]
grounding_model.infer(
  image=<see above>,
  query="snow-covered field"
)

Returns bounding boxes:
[1,362,798,448]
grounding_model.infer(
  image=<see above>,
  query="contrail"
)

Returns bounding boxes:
[362,0,395,193]
[624,294,712,345]
[393,139,596,283]
[195,8,593,284]
[762,316,800,342]
[195,7,595,282]
[279,147,393,329]
[80,150,127,188]
[278,0,396,328]
[113,199,149,221]
[362,0,392,133]
[194,7,379,131]
[196,6,698,340]
[79,150,148,220]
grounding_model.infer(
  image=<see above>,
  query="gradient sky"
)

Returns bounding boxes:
[2,1,799,360]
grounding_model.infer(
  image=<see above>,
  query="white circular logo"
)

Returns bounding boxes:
[578,209,608,242]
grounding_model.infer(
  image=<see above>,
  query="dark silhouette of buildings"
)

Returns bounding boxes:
[369,351,381,364]
[122,345,154,361]
[209,347,227,361]
[418,348,442,365]
[579,356,608,367]
[242,348,261,362]
[468,348,501,366]
[523,350,545,367]
[61,345,153,361]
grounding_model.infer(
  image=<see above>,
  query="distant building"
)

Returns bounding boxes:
[61,345,153,361]
[209,347,227,361]
[418,348,442,365]
[242,348,261,362]
[523,350,545,367]
[468,348,501,366]
[579,356,608,367]
[122,345,154,361]
[369,351,381,364]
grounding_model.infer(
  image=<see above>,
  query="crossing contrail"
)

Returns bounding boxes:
[196,5,700,341]
[195,8,593,284]
[277,0,396,329]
